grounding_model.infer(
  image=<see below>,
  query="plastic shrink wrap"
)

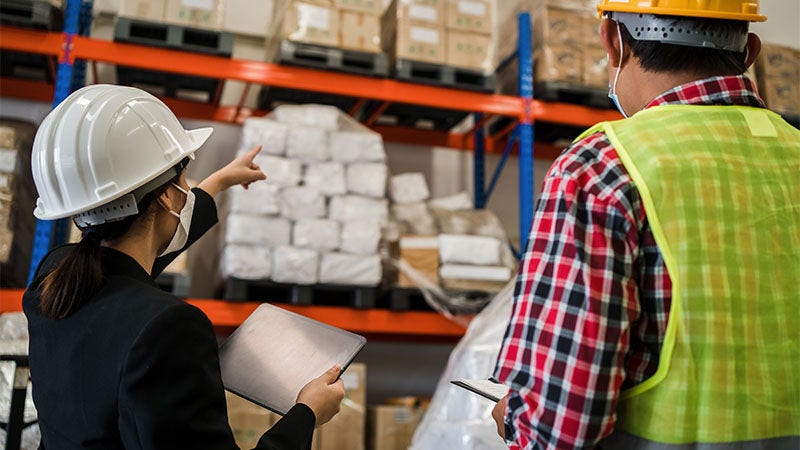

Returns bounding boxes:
[0,312,40,449]
[279,186,327,220]
[239,118,288,156]
[329,129,386,162]
[286,126,329,162]
[255,155,302,187]
[391,202,438,236]
[272,104,343,131]
[227,182,281,216]
[390,172,431,204]
[340,220,382,255]
[428,192,473,211]
[225,215,292,247]
[221,244,272,280]
[329,195,389,224]
[304,162,347,196]
[439,234,502,266]
[410,282,513,450]
[319,253,382,286]
[293,219,341,252]
[271,246,319,285]
[346,162,388,198]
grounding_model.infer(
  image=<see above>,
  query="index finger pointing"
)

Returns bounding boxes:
[246,144,263,160]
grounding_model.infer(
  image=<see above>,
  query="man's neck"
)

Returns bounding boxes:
[628,65,713,111]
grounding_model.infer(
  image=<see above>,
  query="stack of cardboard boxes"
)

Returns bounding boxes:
[757,43,800,118]
[382,0,495,73]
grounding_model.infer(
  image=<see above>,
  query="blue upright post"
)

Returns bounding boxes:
[517,12,534,252]
[28,0,86,284]
[473,113,486,209]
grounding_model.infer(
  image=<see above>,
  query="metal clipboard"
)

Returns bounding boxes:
[218,303,366,415]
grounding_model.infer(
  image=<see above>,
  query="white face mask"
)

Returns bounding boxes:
[608,21,628,118]
[159,183,194,256]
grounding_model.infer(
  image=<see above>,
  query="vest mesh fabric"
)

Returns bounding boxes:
[578,105,800,444]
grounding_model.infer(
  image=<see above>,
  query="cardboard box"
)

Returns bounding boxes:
[756,43,800,116]
[341,11,382,53]
[393,20,445,64]
[284,1,340,47]
[226,391,281,450]
[397,236,439,288]
[445,0,491,35]
[583,45,608,89]
[119,0,165,21]
[224,0,273,36]
[313,363,367,450]
[219,35,268,108]
[397,0,445,26]
[534,43,582,85]
[533,6,583,46]
[367,405,425,450]
[164,0,225,30]
[334,0,384,15]
[446,30,493,72]
[762,77,800,117]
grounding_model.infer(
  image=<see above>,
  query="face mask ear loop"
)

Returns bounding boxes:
[158,192,181,219]
[612,21,624,99]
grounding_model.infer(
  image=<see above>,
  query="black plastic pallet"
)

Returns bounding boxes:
[380,287,432,312]
[278,40,389,77]
[534,81,614,110]
[395,59,496,93]
[0,0,62,31]
[0,51,55,81]
[258,86,363,113]
[116,66,222,103]
[363,100,469,131]
[113,17,233,56]
[224,278,378,309]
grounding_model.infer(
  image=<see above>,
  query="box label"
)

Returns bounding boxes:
[410,26,439,44]
[301,4,331,30]
[409,5,437,22]
[182,0,213,10]
[458,0,486,16]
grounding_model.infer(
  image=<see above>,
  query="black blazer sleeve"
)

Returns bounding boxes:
[118,303,315,450]
[151,187,218,277]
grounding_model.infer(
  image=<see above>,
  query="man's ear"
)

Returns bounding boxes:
[600,18,623,69]
[744,32,761,69]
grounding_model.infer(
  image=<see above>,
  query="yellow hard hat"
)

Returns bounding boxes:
[597,0,766,22]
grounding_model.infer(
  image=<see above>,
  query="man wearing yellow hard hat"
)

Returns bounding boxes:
[492,1,799,449]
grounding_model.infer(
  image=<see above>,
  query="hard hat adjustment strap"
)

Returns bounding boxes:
[609,12,748,52]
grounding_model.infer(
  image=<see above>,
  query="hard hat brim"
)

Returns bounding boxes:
[597,4,766,22]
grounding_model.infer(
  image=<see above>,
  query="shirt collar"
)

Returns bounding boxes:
[100,246,160,288]
[644,75,765,110]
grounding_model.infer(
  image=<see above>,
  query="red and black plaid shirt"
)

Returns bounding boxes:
[494,76,766,449]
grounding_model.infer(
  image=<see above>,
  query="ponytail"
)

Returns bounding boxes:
[39,231,103,319]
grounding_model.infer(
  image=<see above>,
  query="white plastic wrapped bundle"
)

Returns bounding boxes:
[429,192,473,211]
[433,209,507,241]
[391,202,438,236]
[329,130,386,162]
[271,246,319,285]
[346,162,388,198]
[329,195,389,224]
[410,282,513,450]
[221,245,272,280]
[390,172,431,204]
[293,219,340,251]
[439,234,502,266]
[304,162,347,196]
[439,265,512,281]
[319,253,382,286]
[255,155,302,187]
[286,126,329,162]
[340,220,382,255]
[227,182,281,216]
[240,118,288,156]
[279,186,327,220]
[225,215,292,247]
[272,104,342,131]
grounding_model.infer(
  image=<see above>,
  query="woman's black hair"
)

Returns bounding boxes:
[37,158,189,319]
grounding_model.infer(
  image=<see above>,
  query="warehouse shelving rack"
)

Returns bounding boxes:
[0,1,620,340]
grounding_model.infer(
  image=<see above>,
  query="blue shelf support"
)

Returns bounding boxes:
[27,0,92,284]
[517,12,535,253]
[473,113,486,209]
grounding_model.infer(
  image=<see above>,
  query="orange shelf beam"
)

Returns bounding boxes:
[0,289,466,342]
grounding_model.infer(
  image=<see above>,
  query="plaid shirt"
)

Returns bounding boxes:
[494,76,766,450]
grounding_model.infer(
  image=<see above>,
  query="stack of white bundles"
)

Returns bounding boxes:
[280,186,326,220]
[293,219,340,252]
[228,183,281,216]
[329,195,389,224]
[428,191,473,211]
[346,162,388,198]
[340,220,382,255]
[256,155,302,187]
[391,202,438,236]
[433,209,507,240]
[286,126,329,161]
[225,216,292,247]
[223,104,392,288]
[304,162,347,196]
[221,245,272,280]
[319,253,382,286]
[390,172,431,204]
[240,118,288,155]
[439,234,502,266]
[271,246,319,285]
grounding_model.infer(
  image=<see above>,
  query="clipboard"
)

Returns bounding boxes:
[219,303,366,415]
[451,378,508,403]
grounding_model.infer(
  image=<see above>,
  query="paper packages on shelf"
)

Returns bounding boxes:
[271,245,320,285]
[390,172,431,204]
[240,118,288,156]
[346,162,388,198]
[329,129,386,162]
[282,1,341,47]
[438,234,501,266]
[340,220,382,255]
[286,126,330,162]
[227,182,281,216]
[391,202,438,236]
[256,155,303,187]
[319,253,383,286]
[280,186,327,220]
[305,162,348,196]
[225,215,292,247]
[293,219,341,252]
[329,195,390,224]
[221,245,273,280]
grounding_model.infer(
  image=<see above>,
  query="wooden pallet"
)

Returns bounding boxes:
[278,40,389,77]
[395,59,496,93]
[224,278,378,309]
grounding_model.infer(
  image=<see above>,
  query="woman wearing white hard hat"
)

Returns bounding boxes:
[23,84,344,449]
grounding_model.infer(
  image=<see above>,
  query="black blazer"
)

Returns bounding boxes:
[23,188,315,450]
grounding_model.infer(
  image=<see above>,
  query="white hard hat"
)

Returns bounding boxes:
[31,84,212,223]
